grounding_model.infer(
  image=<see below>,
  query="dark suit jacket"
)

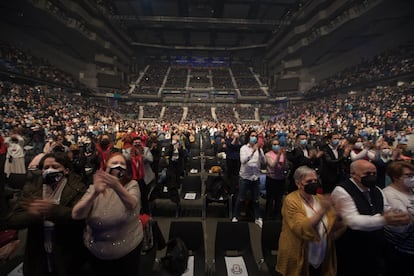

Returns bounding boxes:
[320,145,351,193]
[286,145,321,192]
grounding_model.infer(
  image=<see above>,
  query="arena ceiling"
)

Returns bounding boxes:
[98,0,414,64]
[0,0,302,61]
[1,0,414,67]
[108,0,300,52]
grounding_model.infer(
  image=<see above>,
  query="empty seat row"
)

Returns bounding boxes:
[146,220,282,276]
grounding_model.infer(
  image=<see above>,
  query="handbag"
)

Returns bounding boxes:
[161,237,189,274]
[0,230,18,248]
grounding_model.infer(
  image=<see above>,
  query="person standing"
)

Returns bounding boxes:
[319,132,352,193]
[276,166,345,276]
[225,130,242,194]
[287,132,322,193]
[72,152,143,276]
[232,130,266,228]
[0,133,7,189]
[147,132,161,185]
[383,130,395,148]
[167,135,185,203]
[4,135,26,188]
[370,141,394,189]
[43,135,56,154]
[265,138,289,220]
[31,125,46,155]
[331,159,411,276]
[349,137,369,161]
[382,161,414,276]
[96,133,117,170]
[396,131,409,153]
[3,152,88,276]
[132,136,154,214]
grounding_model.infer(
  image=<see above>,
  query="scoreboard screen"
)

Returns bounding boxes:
[170,56,230,67]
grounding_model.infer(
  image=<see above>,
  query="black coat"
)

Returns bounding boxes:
[4,173,88,276]
[320,145,351,193]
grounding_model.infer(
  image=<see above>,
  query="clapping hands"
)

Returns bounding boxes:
[24,198,54,217]
[384,209,412,226]
[93,170,121,194]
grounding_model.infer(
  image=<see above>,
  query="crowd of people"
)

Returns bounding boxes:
[0,80,413,274]
[305,45,414,97]
[0,40,414,275]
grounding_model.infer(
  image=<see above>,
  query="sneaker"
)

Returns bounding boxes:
[255,218,263,228]
[231,217,238,223]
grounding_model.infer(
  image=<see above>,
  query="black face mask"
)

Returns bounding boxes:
[304,182,319,195]
[361,175,377,188]
[100,139,110,148]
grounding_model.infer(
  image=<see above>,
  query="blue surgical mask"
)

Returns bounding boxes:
[300,139,307,145]
[332,139,340,146]
[249,136,257,144]
[272,145,280,151]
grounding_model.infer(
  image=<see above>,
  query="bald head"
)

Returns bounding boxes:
[351,159,376,174]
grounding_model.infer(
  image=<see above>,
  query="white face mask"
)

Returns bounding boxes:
[354,142,363,149]
[404,177,414,188]
[382,149,392,156]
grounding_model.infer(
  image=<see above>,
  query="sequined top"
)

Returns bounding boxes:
[83,180,143,260]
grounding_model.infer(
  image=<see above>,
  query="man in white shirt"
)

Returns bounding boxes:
[231,130,266,228]
[331,159,410,276]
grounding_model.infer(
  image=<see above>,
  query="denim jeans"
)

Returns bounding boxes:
[233,177,261,219]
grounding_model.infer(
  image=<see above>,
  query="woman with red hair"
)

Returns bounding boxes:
[72,152,143,276]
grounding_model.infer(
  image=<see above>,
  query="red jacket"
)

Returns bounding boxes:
[130,147,145,180]
[0,136,7,155]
